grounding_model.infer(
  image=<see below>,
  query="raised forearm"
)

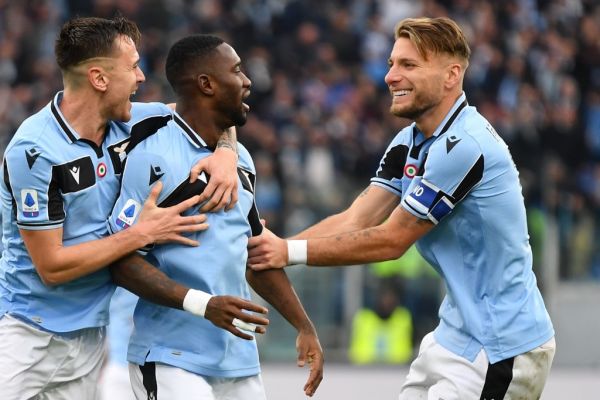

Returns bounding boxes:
[110,253,188,310]
[292,186,398,239]
[306,225,405,266]
[24,226,150,286]
[246,268,314,332]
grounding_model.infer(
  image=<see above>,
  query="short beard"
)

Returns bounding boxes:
[390,94,438,121]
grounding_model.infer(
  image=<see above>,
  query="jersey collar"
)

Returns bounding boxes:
[50,91,81,143]
[430,91,468,138]
[173,112,208,149]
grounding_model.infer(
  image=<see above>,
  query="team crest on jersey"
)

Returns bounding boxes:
[116,199,141,229]
[404,164,418,178]
[21,189,39,217]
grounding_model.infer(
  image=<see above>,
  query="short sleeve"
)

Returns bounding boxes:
[370,131,410,197]
[4,140,65,230]
[402,134,484,224]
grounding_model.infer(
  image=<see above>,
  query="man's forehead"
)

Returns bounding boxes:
[216,43,240,64]
[390,37,422,59]
[114,35,139,60]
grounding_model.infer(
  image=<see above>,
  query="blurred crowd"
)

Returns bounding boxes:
[1,0,599,281]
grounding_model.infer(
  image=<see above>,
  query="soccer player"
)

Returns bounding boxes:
[248,17,555,399]
[107,34,323,399]
[0,16,253,399]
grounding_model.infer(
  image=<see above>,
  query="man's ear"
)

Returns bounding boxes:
[88,66,108,92]
[445,63,463,90]
[197,74,215,96]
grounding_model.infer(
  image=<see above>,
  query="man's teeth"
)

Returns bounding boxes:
[393,90,410,96]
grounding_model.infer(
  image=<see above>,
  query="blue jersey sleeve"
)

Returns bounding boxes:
[4,139,65,230]
[370,130,410,197]
[402,134,484,224]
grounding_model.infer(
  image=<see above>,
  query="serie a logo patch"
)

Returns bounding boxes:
[21,189,39,217]
[116,199,141,229]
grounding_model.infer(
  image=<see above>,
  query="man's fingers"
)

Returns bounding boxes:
[174,222,209,233]
[200,187,227,212]
[169,235,199,247]
[297,352,306,367]
[237,299,268,315]
[189,161,206,183]
[146,181,163,205]
[227,326,254,340]
[173,195,201,214]
[247,262,269,271]
[247,236,262,249]
[304,362,323,397]
[232,318,260,332]
[225,188,238,211]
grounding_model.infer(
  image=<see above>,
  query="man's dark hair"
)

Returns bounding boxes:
[55,16,141,70]
[166,34,225,94]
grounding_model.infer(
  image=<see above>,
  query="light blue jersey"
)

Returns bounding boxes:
[0,92,172,332]
[371,93,554,363]
[108,113,263,378]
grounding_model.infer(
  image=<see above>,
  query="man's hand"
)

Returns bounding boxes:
[136,181,208,246]
[296,328,324,397]
[204,296,269,340]
[190,147,239,212]
[247,227,289,271]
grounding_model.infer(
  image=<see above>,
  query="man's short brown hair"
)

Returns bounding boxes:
[395,17,471,66]
[55,16,141,71]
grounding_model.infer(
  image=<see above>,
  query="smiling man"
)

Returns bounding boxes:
[248,17,555,399]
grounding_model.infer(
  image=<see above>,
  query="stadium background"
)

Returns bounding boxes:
[0,0,598,398]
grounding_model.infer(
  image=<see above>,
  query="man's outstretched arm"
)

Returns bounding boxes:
[291,185,400,239]
[22,182,206,285]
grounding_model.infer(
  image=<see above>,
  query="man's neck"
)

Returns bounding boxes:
[59,88,108,145]
[416,91,463,138]
[176,103,225,149]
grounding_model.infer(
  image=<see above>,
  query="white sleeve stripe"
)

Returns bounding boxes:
[17,222,64,231]
[370,180,402,196]
[420,178,443,194]
[402,197,428,217]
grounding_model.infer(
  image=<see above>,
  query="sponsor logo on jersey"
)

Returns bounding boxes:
[25,148,41,169]
[446,135,461,153]
[21,189,39,217]
[69,165,80,184]
[149,165,164,185]
[404,164,418,178]
[116,199,141,229]
[97,162,107,178]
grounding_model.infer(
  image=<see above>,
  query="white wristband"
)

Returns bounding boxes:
[182,289,214,318]
[287,240,308,265]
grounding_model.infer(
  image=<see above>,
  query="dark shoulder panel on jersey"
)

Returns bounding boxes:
[450,155,484,203]
[3,158,17,219]
[158,176,209,208]
[126,115,173,155]
[377,144,409,180]
[238,168,263,236]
